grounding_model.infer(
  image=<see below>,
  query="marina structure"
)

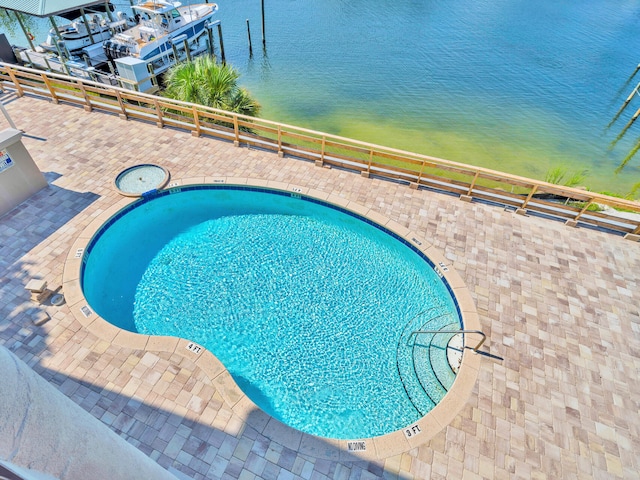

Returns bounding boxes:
[0,0,220,92]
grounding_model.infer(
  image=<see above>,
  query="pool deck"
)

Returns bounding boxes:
[1,92,639,479]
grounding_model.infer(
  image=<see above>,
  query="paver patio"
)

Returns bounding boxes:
[0,92,639,479]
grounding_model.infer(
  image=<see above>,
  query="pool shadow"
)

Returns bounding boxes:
[27,361,413,480]
[0,174,99,354]
[0,171,99,258]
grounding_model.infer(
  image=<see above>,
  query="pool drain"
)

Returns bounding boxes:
[50,293,65,306]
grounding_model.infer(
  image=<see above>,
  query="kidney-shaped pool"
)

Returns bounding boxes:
[79,184,469,439]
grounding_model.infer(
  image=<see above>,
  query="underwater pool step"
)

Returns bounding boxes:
[396,313,460,415]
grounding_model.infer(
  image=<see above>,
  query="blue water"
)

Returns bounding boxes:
[9,1,638,190]
[215,0,640,192]
[82,187,460,438]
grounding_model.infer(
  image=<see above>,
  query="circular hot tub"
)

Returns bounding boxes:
[114,164,169,197]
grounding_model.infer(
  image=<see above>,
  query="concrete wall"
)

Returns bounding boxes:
[0,459,58,480]
[0,346,177,480]
[0,129,47,218]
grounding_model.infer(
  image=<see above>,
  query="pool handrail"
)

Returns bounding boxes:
[408,329,487,353]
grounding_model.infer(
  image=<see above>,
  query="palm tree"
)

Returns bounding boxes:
[163,55,261,118]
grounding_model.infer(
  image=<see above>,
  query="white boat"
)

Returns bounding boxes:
[40,7,135,55]
[103,0,218,75]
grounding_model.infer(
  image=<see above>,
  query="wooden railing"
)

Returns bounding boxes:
[2,62,639,239]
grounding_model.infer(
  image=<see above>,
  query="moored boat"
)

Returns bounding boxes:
[40,11,135,54]
[4,0,220,93]
[103,0,218,75]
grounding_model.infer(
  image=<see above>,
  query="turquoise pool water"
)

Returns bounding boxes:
[82,186,461,438]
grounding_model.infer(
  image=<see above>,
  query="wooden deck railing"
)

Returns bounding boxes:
[2,62,639,239]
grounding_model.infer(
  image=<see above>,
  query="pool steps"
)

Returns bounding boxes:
[396,311,458,415]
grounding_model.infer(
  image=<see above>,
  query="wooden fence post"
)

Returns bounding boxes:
[520,184,538,211]
[410,160,426,189]
[233,115,240,146]
[114,90,127,120]
[76,80,92,111]
[5,67,24,97]
[154,99,164,128]
[361,150,373,178]
[192,105,201,137]
[41,75,59,104]
[316,136,326,167]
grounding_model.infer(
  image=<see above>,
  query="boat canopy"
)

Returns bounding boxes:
[0,0,112,19]
[133,1,182,15]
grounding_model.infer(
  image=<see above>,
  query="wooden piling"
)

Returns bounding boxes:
[628,63,640,82]
[107,60,116,76]
[170,42,180,62]
[247,19,253,56]
[48,17,72,75]
[205,22,215,58]
[13,10,35,51]
[182,38,191,62]
[217,23,226,64]
[261,0,266,48]
[79,8,96,45]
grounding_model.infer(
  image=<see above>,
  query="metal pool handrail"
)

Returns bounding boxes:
[408,329,487,352]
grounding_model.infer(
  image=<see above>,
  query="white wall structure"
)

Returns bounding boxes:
[0,346,177,480]
[0,459,58,480]
[0,129,47,218]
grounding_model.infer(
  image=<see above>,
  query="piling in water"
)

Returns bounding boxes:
[206,24,215,58]
[261,0,266,48]
[217,23,226,64]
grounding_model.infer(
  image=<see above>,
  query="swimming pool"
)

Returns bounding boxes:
[76,182,473,440]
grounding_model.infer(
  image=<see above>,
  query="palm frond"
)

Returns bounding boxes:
[163,56,260,118]
[616,137,640,174]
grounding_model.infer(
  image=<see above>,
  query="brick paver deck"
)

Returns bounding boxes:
[1,92,639,479]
